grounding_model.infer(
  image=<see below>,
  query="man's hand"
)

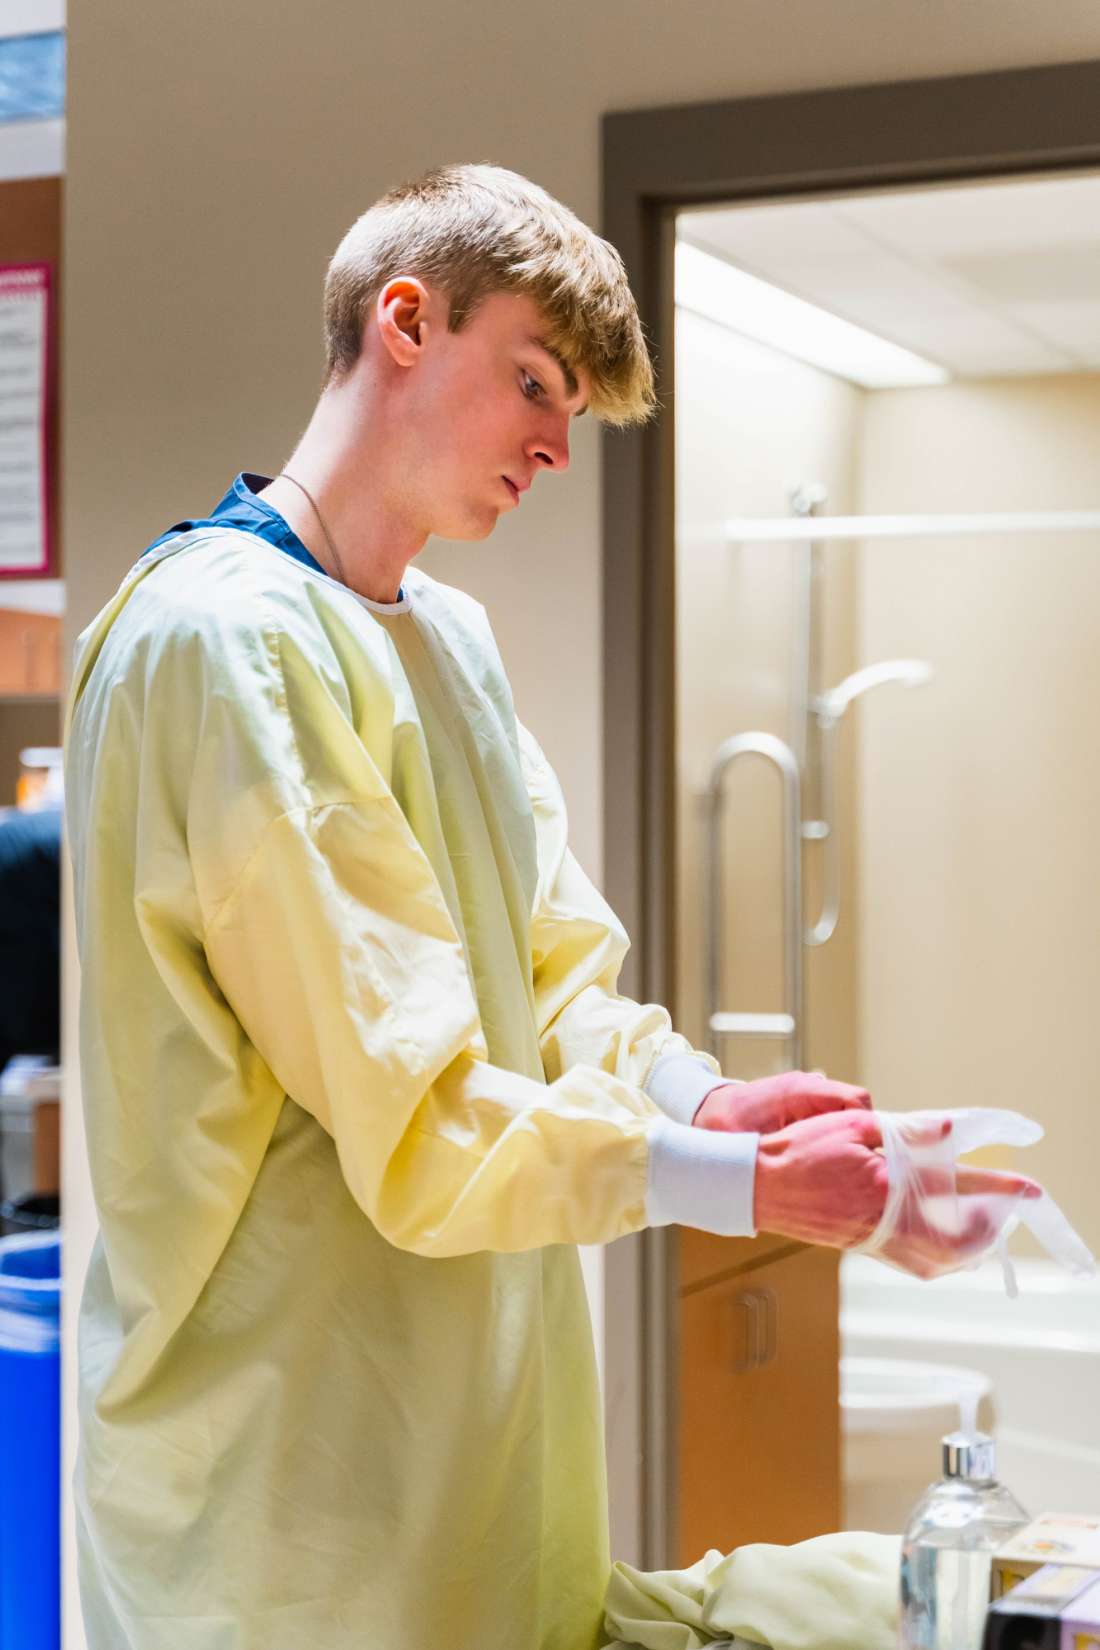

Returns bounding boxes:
[752,1111,1042,1260]
[753,1109,888,1246]
[693,1070,871,1135]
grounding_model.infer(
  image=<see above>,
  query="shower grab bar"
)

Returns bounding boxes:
[704,732,803,1069]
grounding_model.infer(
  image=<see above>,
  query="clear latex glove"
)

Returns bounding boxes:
[752,1110,1042,1256]
[855,1107,1096,1295]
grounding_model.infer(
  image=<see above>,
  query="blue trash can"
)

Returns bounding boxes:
[0,1232,60,1650]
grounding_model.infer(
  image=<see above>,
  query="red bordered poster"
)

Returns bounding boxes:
[0,263,51,576]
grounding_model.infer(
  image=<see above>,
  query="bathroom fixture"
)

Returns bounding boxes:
[803,657,933,949]
[703,489,936,1058]
[704,731,802,1063]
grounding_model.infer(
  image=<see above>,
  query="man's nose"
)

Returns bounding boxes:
[525,420,570,473]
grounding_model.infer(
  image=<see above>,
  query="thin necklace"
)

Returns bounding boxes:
[277,471,350,587]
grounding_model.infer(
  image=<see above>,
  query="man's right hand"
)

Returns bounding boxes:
[753,1109,890,1247]
[753,1111,1042,1266]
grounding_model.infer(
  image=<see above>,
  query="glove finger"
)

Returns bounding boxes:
[955,1168,1041,1199]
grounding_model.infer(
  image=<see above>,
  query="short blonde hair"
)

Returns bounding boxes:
[323,162,656,428]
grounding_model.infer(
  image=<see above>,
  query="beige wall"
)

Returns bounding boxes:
[674,306,863,1084]
[857,373,1100,1253]
[63,2,1100,1635]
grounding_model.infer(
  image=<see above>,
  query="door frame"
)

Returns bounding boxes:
[598,57,1100,1568]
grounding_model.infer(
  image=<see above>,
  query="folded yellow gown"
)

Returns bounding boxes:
[65,526,718,1650]
[601,1531,901,1650]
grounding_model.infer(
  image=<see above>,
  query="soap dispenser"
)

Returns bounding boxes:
[899,1430,1029,1650]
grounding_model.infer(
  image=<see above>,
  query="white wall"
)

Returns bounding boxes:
[63,4,1100,1640]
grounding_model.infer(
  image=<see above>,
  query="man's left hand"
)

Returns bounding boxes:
[693,1070,871,1135]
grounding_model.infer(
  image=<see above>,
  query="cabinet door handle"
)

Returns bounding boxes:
[731,1287,778,1372]
[732,1291,760,1372]
[756,1286,778,1368]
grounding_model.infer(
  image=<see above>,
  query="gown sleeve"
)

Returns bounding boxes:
[180,583,663,1257]
[189,582,757,1255]
[517,722,730,1125]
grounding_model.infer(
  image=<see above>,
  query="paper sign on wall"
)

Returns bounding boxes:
[0,263,50,576]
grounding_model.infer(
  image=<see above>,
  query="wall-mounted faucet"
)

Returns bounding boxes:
[812,659,933,725]
[803,657,933,947]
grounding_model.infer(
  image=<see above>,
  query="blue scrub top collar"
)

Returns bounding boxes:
[145,472,407,604]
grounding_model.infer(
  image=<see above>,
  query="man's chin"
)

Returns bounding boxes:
[434,511,501,544]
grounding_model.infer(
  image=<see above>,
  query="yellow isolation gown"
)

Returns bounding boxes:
[64,524,735,1650]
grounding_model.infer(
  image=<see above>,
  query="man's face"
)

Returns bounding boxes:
[393,289,591,542]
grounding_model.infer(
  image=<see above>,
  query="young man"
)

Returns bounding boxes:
[64,163,1034,1650]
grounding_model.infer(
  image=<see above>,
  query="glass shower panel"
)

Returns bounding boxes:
[675,520,1100,1264]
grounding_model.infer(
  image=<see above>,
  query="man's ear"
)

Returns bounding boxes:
[373,277,433,368]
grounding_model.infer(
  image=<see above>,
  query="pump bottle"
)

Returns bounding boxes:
[899,1430,1029,1650]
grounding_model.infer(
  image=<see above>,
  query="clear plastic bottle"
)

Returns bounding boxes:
[899,1431,1029,1650]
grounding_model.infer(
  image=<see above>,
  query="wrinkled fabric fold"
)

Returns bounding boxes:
[600,1531,901,1650]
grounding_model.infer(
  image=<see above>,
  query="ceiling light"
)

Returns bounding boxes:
[675,239,950,390]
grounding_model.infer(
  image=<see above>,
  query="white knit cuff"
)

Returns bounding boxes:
[645,1053,731,1126]
[645,1114,759,1237]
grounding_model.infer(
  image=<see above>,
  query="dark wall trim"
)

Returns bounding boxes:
[599,55,1100,1569]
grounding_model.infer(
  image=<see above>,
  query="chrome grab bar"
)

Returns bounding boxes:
[704,731,802,1069]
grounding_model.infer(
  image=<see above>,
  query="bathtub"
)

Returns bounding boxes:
[839,1253,1100,1519]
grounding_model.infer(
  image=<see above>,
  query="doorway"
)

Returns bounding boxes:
[599,59,1100,1569]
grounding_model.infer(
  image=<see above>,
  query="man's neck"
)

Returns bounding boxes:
[259,391,424,603]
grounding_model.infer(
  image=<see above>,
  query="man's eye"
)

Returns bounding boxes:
[522,373,545,401]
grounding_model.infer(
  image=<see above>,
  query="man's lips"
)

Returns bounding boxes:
[503,476,526,504]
